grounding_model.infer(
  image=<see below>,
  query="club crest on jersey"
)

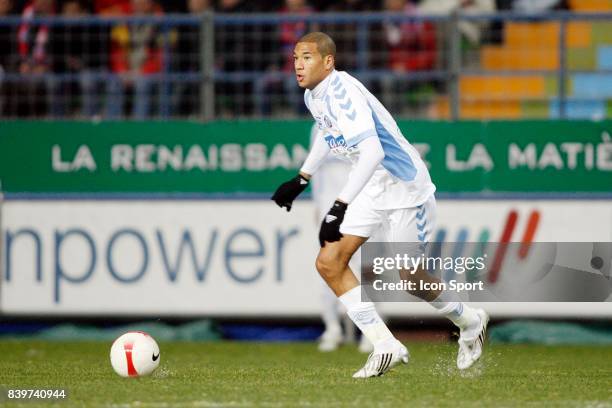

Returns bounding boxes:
[324,135,347,149]
[323,115,333,128]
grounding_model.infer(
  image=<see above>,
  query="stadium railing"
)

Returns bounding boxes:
[0,11,610,121]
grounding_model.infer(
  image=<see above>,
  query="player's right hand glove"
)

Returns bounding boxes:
[319,200,347,247]
[271,174,309,212]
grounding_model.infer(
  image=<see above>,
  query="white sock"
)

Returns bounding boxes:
[339,286,396,351]
[430,290,479,336]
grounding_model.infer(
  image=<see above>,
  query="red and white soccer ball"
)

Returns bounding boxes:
[110,331,160,377]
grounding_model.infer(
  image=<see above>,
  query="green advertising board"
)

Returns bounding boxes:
[0,120,610,196]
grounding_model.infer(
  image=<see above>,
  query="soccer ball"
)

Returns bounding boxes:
[110,331,160,377]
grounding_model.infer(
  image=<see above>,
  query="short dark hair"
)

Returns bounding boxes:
[298,32,336,58]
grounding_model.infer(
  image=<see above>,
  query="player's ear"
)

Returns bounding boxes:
[324,54,334,70]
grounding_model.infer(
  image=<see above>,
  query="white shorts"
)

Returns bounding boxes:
[340,193,436,244]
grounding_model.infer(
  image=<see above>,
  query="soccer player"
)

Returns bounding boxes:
[271,32,488,378]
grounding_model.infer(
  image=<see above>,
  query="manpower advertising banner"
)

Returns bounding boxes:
[2,201,319,316]
[2,200,611,317]
[0,120,611,195]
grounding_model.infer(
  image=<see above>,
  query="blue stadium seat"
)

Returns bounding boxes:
[597,46,612,70]
[549,98,606,119]
[572,73,612,98]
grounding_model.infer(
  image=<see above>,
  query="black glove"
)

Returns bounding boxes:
[319,200,348,247]
[271,174,309,212]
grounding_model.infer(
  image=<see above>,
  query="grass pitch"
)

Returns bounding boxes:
[0,340,610,407]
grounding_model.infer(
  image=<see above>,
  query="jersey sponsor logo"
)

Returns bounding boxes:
[324,135,347,149]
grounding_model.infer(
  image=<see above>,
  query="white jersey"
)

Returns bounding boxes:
[304,70,435,210]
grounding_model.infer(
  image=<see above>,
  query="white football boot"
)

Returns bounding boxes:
[457,308,489,370]
[352,341,409,378]
[318,327,343,352]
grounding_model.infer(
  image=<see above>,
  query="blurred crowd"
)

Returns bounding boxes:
[0,0,570,118]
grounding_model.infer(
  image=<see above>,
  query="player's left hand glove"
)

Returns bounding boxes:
[319,200,348,247]
[271,174,309,212]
